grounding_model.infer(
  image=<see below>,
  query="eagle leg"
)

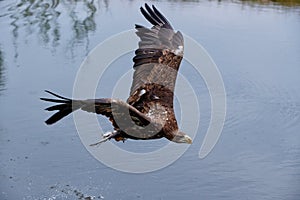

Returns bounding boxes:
[89,130,122,146]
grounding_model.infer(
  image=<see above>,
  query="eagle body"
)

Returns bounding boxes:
[41,4,192,145]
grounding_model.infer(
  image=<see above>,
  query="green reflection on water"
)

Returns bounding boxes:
[237,0,300,7]
[1,0,299,62]
[7,0,100,47]
[3,0,300,48]
[168,0,300,7]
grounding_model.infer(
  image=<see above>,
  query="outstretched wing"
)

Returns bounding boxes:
[128,4,184,107]
[41,90,152,128]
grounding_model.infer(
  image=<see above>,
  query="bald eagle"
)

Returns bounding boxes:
[41,4,192,145]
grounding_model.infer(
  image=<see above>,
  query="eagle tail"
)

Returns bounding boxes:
[40,90,81,125]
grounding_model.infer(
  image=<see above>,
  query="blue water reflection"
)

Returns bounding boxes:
[0,0,299,199]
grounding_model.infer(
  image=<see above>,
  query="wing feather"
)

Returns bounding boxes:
[41,91,153,127]
[128,4,184,106]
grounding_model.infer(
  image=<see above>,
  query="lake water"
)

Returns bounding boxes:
[0,0,300,199]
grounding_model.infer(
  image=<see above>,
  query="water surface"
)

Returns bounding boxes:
[0,0,300,199]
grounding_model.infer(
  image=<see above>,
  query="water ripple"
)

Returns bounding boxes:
[225,70,300,131]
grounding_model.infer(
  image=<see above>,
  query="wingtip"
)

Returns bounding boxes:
[140,5,147,13]
[145,3,151,10]
[141,3,153,13]
[44,106,52,111]
[152,5,158,15]
[44,119,52,125]
[135,24,145,29]
[40,97,48,101]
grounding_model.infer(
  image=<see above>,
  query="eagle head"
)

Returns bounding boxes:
[172,131,192,144]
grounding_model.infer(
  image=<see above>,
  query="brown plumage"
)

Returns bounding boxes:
[41,4,192,145]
